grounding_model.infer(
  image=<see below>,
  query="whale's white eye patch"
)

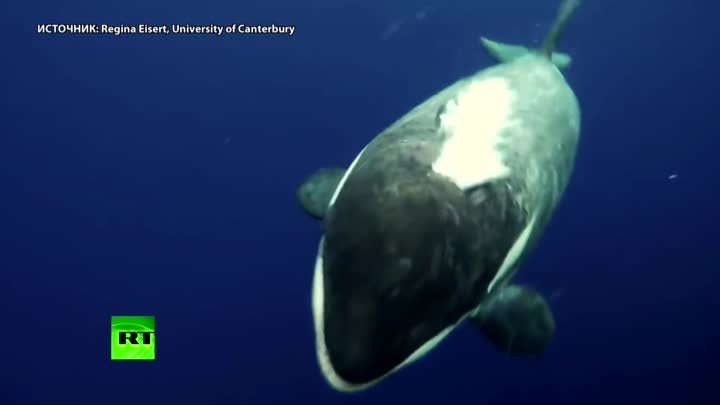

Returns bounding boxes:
[433,77,515,190]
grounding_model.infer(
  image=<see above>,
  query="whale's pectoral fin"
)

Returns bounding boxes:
[297,167,346,220]
[480,37,572,69]
[468,284,555,355]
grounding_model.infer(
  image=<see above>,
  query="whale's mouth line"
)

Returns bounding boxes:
[311,237,467,392]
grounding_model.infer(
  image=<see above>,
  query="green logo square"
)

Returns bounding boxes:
[111,316,155,360]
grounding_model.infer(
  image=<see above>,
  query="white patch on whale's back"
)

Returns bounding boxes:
[433,77,515,189]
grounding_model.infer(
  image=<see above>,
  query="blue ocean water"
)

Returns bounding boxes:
[2,0,718,404]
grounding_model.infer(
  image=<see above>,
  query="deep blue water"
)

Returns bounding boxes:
[3,0,719,404]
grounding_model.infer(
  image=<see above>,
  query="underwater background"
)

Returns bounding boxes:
[2,0,719,404]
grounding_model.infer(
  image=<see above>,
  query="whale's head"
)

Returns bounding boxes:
[311,152,504,391]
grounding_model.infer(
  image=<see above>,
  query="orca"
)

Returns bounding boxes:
[298,0,581,392]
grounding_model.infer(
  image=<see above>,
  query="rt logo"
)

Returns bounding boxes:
[111,316,155,360]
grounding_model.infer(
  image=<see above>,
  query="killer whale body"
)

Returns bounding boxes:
[299,0,581,393]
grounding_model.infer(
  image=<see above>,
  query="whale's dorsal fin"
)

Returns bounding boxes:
[479,0,580,70]
[480,37,572,70]
[540,0,581,58]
